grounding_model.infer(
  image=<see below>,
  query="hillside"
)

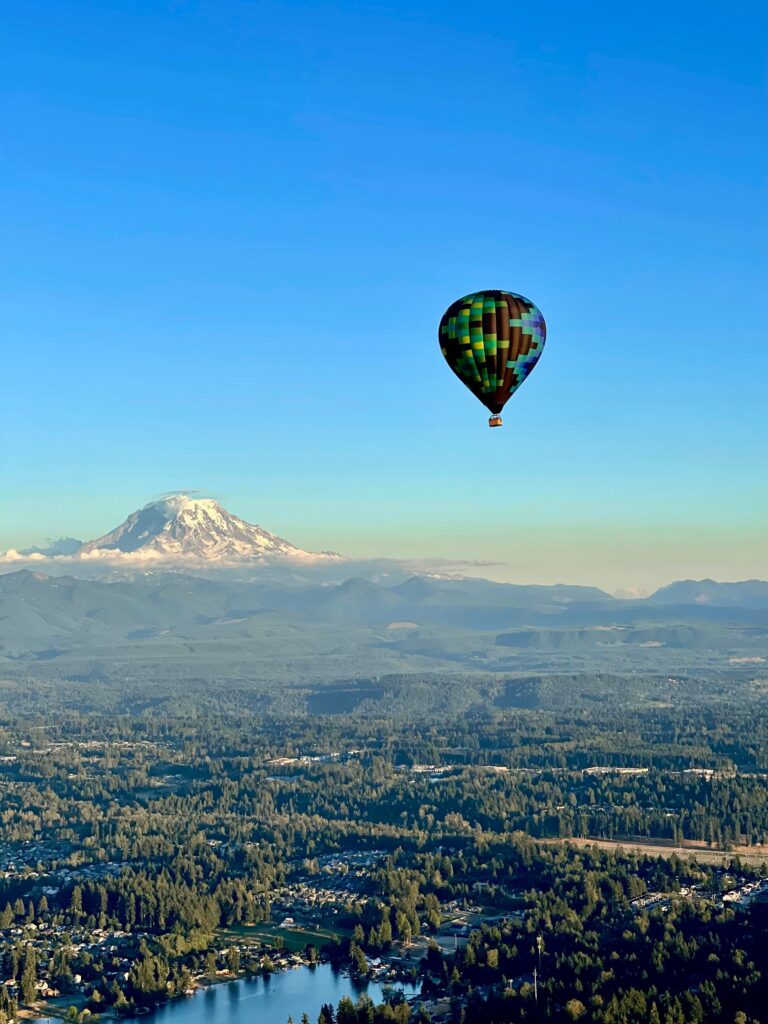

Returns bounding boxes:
[1,570,765,688]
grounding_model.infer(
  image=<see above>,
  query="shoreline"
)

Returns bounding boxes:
[27,958,309,1022]
[27,953,415,1023]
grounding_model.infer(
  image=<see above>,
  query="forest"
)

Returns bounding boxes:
[0,672,766,1021]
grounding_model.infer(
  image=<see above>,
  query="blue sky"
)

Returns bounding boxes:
[2,0,766,590]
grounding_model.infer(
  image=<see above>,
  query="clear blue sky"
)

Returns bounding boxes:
[2,0,766,590]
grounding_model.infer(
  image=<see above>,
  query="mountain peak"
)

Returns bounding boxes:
[154,492,217,510]
[74,494,335,565]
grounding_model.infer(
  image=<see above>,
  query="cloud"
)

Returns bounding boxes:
[0,549,51,564]
[613,587,649,600]
[0,546,339,569]
[396,557,506,570]
[155,489,211,500]
[0,549,26,563]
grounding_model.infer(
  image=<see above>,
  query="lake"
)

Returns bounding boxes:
[41,965,419,1024]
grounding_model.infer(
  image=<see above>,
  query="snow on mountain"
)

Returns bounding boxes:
[72,494,338,565]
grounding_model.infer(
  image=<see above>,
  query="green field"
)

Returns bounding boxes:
[218,922,350,952]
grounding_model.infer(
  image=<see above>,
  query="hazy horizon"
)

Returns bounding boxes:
[1,489,765,595]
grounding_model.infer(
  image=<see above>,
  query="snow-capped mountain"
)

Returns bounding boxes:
[73,494,335,564]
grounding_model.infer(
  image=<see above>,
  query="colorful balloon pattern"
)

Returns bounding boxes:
[439,290,546,421]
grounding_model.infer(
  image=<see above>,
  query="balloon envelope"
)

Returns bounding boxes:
[439,290,546,416]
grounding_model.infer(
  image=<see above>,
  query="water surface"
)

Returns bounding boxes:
[44,965,419,1024]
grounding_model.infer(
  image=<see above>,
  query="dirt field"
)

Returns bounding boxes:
[543,836,768,866]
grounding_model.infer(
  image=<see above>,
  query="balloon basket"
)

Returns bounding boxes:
[488,416,503,428]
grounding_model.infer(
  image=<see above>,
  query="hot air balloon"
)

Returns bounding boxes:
[439,290,546,427]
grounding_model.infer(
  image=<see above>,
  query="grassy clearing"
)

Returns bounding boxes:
[218,922,350,952]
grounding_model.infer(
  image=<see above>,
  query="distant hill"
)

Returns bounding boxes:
[0,569,765,684]
[647,579,768,609]
[0,569,614,640]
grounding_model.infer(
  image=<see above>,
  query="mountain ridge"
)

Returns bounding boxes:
[0,569,764,681]
[647,578,768,609]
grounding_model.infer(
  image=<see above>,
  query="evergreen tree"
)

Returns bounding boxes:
[20,949,38,1005]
